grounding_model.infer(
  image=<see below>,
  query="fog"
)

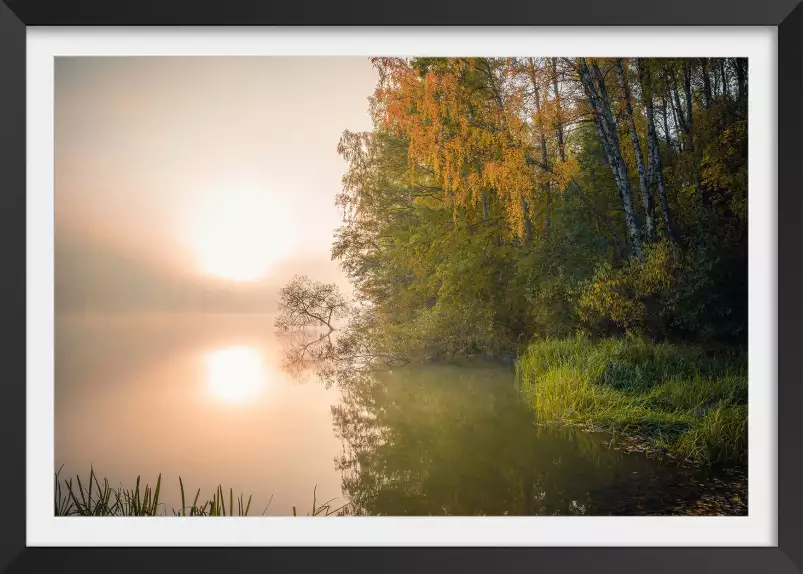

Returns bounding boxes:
[55,57,377,312]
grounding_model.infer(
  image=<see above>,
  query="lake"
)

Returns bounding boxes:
[55,313,746,516]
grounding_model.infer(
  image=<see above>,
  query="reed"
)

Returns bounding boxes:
[54,467,349,517]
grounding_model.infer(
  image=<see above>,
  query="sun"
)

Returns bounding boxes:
[204,346,266,403]
[186,184,296,282]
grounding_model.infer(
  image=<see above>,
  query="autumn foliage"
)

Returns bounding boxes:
[333,57,747,359]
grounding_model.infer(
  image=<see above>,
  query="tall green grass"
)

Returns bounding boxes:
[55,466,349,517]
[515,335,747,465]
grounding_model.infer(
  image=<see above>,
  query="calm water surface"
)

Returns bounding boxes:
[56,313,740,516]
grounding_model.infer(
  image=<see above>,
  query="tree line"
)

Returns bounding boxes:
[281,57,747,369]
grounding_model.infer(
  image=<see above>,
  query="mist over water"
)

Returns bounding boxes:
[56,312,727,516]
[56,312,345,515]
[54,57,379,514]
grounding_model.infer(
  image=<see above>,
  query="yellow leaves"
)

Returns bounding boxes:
[552,155,580,190]
[465,172,483,206]
[636,241,678,295]
[577,241,679,332]
[494,147,532,197]
[369,57,576,239]
[458,114,470,134]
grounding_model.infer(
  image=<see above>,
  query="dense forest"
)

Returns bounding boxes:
[326,57,747,361]
[276,57,748,465]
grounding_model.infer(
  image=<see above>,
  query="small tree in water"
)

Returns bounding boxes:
[275,275,408,388]
[274,275,349,380]
[275,275,350,334]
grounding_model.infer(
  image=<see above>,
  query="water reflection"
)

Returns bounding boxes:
[56,313,344,516]
[205,346,266,404]
[56,314,742,517]
[329,363,719,516]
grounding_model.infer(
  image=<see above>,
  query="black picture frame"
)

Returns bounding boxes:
[1,1,800,573]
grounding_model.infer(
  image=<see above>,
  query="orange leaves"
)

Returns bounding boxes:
[552,155,580,191]
[369,57,578,240]
[484,147,530,196]
[482,146,533,236]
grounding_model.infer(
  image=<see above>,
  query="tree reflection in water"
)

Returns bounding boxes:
[275,304,728,516]
[330,364,625,516]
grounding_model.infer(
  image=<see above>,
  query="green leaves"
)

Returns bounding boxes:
[329,57,747,380]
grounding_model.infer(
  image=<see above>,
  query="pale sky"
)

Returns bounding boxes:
[55,57,377,312]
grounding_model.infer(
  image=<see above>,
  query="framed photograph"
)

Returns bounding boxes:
[1,1,801,573]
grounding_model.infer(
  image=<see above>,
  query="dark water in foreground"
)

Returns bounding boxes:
[56,313,746,516]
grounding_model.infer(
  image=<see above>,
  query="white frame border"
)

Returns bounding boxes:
[28,26,777,547]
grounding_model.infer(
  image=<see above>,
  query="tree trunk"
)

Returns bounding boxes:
[666,79,684,152]
[700,58,712,108]
[682,62,694,135]
[577,58,642,258]
[638,59,677,244]
[720,59,730,99]
[682,62,703,206]
[530,58,552,236]
[667,63,703,208]
[521,196,533,244]
[617,58,655,242]
[735,57,747,116]
[550,57,567,163]
[711,60,720,96]
[669,67,690,136]
[660,94,673,158]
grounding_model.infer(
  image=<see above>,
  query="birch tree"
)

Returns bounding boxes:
[616,58,655,243]
[577,58,642,257]
[637,58,676,244]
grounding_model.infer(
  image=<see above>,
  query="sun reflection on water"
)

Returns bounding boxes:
[204,346,265,404]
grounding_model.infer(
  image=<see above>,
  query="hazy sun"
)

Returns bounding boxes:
[205,346,266,403]
[186,185,296,282]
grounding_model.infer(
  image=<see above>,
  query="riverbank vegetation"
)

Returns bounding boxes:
[516,336,747,464]
[332,364,745,515]
[54,467,348,517]
[278,57,748,464]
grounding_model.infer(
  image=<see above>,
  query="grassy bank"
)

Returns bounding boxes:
[55,467,348,517]
[515,336,747,465]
